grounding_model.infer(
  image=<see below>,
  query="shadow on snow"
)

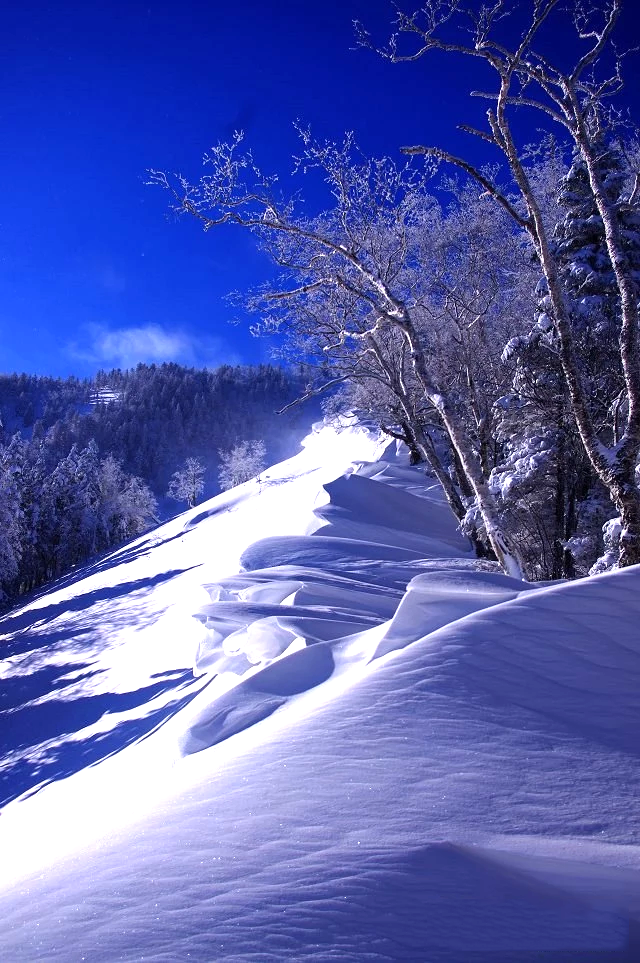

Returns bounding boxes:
[0,567,201,659]
[0,530,190,627]
[0,669,199,808]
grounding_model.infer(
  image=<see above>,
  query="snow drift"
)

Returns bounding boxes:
[0,419,639,962]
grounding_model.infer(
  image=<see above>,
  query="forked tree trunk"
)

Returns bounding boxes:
[367,338,472,534]
[397,317,525,579]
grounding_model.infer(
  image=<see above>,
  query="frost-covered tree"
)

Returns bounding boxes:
[150,134,527,576]
[35,443,99,580]
[218,440,266,491]
[0,436,157,601]
[359,0,640,569]
[498,137,640,576]
[553,139,638,443]
[94,455,158,547]
[167,457,206,508]
[490,365,597,580]
[416,181,538,519]
[0,440,24,596]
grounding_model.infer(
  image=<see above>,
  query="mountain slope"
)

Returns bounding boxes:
[0,420,639,962]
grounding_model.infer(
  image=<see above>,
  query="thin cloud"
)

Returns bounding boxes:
[67,323,240,371]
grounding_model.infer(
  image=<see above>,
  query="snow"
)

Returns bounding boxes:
[1,419,639,961]
[89,386,121,407]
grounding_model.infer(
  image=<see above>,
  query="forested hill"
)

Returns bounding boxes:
[0,363,308,494]
[0,363,310,602]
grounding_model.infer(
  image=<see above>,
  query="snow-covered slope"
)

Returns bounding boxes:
[1,420,639,962]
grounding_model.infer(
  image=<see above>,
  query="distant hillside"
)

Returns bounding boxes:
[0,363,311,498]
[0,363,313,602]
[0,372,88,437]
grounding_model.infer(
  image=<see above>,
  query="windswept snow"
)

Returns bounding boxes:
[1,419,639,962]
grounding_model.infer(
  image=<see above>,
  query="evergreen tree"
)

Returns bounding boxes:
[498,138,640,576]
[0,440,24,596]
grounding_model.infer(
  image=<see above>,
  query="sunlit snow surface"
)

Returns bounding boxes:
[1,420,639,962]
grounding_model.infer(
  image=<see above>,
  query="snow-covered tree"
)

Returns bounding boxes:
[0,439,24,596]
[151,134,528,576]
[0,435,157,601]
[34,443,98,580]
[553,139,639,445]
[167,457,205,508]
[94,455,158,547]
[497,137,640,576]
[218,440,266,491]
[359,0,640,569]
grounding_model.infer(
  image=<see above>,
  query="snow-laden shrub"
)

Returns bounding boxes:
[590,517,622,576]
[218,440,267,491]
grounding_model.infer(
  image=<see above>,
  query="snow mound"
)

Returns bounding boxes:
[180,643,334,754]
[240,533,425,570]
[417,566,640,757]
[369,567,537,661]
[1,418,639,962]
[314,471,471,555]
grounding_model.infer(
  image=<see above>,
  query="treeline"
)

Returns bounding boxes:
[0,372,88,435]
[152,1,640,581]
[0,363,307,600]
[0,438,157,597]
[1,364,306,491]
[65,363,305,491]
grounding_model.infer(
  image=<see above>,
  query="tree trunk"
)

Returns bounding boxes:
[366,336,476,543]
[398,318,525,579]
[551,433,566,581]
[562,481,577,580]
[606,467,640,569]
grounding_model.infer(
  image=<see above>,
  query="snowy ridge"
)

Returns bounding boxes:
[1,420,639,961]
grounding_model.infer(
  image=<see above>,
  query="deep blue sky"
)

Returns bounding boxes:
[2,0,638,379]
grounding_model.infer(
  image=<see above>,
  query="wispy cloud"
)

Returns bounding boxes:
[67,323,240,372]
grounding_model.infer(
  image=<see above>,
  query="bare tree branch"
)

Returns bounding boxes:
[276,376,352,414]
[400,144,531,229]
[571,0,621,83]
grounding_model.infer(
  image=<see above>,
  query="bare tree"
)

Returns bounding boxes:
[358,0,640,568]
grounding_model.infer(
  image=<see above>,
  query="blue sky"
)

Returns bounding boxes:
[2,0,638,378]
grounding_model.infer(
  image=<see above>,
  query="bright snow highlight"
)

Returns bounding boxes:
[1,419,639,961]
